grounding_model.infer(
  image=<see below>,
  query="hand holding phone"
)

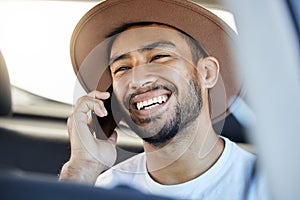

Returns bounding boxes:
[60,90,118,183]
[92,86,118,140]
[92,111,113,140]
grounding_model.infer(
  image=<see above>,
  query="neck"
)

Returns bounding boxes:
[143,113,225,185]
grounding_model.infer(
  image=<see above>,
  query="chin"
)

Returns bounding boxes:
[131,115,180,147]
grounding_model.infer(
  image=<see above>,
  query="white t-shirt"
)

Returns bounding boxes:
[96,137,259,200]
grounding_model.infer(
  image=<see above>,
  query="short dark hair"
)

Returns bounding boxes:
[107,22,208,65]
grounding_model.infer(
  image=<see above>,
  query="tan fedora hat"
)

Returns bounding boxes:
[71,0,241,130]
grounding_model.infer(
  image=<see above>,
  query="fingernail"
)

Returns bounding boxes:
[103,109,108,116]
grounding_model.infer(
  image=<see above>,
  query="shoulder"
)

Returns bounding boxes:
[95,153,146,188]
[113,152,146,172]
[220,137,257,179]
[223,136,256,160]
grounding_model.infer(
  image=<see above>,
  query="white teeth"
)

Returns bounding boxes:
[162,96,167,102]
[144,104,159,110]
[142,101,147,107]
[158,96,162,103]
[136,95,168,110]
[137,103,141,110]
[148,99,153,105]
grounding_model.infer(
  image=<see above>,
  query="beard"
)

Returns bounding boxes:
[123,75,203,147]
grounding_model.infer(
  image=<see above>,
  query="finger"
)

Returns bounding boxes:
[93,100,108,117]
[87,114,95,134]
[68,113,117,167]
[75,96,108,118]
[87,90,110,100]
[67,114,94,150]
[70,114,101,151]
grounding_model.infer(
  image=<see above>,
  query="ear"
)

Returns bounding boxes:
[197,56,219,89]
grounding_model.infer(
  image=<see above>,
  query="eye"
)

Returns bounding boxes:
[150,54,170,62]
[113,66,130,74]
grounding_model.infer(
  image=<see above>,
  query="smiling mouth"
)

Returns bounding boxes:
[136,95,169,110]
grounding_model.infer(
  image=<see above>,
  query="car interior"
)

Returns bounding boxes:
[0,0,300,199]
[0,46,252,175]
[0,0,253,177]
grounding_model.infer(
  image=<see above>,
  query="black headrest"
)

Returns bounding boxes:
[0,51,12,116]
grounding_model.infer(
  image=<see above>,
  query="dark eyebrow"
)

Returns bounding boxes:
[109,41,176,66]
[141,41,176,52]
[110,53,130,66]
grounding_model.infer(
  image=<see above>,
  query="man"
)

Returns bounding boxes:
[60,0,258,199]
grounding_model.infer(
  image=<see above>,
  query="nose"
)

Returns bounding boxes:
[128,64,157,89]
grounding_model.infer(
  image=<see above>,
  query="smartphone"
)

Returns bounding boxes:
[92,86,120,139]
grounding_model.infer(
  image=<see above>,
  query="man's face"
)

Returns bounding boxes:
[109,25,203,146]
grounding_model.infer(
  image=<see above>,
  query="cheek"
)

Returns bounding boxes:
[112,80,127,105]
[156,63,190,84]
[164,63,196,90]
[166,60,195,80]
[112,70,132,88]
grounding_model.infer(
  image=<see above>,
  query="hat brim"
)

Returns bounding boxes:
[71,0,241,126]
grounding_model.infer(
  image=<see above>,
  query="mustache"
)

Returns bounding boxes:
[124,83,176,110]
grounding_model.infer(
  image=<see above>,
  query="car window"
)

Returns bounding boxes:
[0,1,99,118]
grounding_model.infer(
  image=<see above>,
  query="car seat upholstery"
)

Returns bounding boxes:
[0,50,70,175]
[0,51,11,116]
